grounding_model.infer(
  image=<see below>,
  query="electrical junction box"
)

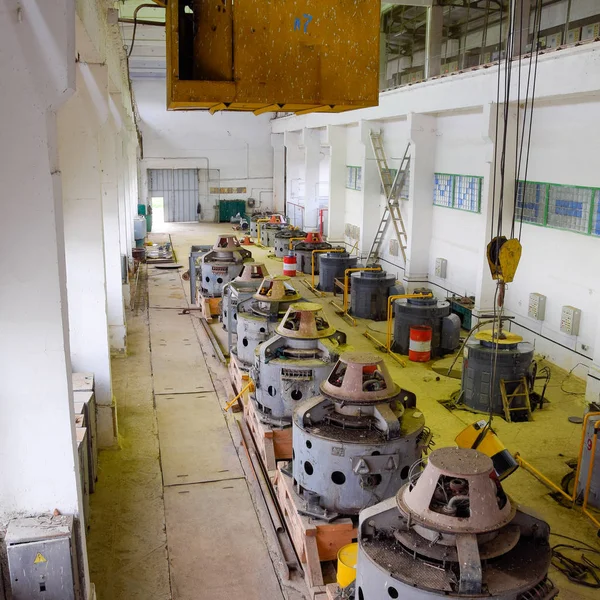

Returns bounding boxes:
[560,305,581,336]
[5,515,81,600]
[528,293,546,321]
[435,258,447,279]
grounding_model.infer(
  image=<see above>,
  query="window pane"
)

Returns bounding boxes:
[547,185,592,233]
[592,190,600,237]
[516,181,546,225]
[434,174,453,207]
[355,167,362,191]
[455,176,481,212]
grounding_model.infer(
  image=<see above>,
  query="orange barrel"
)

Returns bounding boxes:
[409,325,432,362]
[283,254,297,277]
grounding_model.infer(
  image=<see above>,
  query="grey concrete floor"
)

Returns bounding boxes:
[87,221,599,600]
[87,226,289,599]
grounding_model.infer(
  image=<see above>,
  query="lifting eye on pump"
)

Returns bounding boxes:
[486,236,522,306]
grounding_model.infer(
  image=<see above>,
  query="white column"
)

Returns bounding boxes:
[271,133,285,214]
[473,102,518,318]
[425,4,443,79]
[359,121,383,255]
[303,128,321,232]
[58,63,117,448]
[101,114,127,353]
[403,112,436,288]
[324,125,347,241]
[0,0,90,591]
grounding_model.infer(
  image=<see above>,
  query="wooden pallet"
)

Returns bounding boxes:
[326,584,342,599]
[243,396,292,472]
[228,352,250,394]
[274,466,357,599]
[198,294,221,322]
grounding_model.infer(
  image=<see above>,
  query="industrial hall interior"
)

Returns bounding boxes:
[4,0,600,599]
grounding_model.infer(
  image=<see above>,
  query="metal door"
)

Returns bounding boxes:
[148,169,199,222]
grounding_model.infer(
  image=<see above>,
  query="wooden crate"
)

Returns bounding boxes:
[274,466,356,598]
[228,352,250,394]
[199,295,221,322]
[243,396,292,472]
[326,584,342,599]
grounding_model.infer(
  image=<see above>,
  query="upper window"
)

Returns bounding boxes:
[517,181,599,236]
[346,166,362,191]
[434,173,482,213]
[381,166,410,200]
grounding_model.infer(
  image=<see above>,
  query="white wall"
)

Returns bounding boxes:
[134,78,274,221]
[273,42,600,374]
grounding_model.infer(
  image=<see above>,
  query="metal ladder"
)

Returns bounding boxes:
[367,132,410,264]
[500,377,533,422]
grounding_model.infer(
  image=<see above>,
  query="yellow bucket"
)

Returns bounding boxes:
[455,420,518,480]
[337,543,358,588]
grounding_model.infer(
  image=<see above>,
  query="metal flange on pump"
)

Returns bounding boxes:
[251,302,346,425]
[292,352,430,520]
[221,262,269,332]
[197,234,253,297]
[233,275,302,369]
[355,447,557,600]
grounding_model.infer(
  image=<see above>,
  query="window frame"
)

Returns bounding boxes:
[516,180,600,237]
[433,172,482,213]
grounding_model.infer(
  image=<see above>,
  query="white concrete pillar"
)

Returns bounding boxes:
[425,4,443,79]
[58,63,117,448]
[324,125,347,241]
[473,102,518,318]
[272,133,285,214]
[359,121,383,255]
[513,0,532,57]
[0,0,90,591]
[101,113,127,354]
[302,128,321,231]
[403,113,437,288]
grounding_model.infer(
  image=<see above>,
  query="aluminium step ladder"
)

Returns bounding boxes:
[500,377,533,422]
[367,132,410,264]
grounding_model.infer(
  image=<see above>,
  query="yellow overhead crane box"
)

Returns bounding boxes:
[166,0,381,114]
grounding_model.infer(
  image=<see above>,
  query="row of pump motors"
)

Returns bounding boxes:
[185,233,557,599]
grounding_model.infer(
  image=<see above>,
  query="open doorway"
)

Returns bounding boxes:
[151,196,165,231]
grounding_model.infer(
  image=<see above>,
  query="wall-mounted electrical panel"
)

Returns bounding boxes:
[5,515,82,600]
[560,305,581,336]
[435,258,447,279]
[528,293,546,321]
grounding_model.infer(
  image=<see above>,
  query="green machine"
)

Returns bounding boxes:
[219,200,246,223]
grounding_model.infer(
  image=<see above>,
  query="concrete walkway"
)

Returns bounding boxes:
[87,227,286,599]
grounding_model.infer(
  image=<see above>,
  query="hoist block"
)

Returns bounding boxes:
[166,0,381,114]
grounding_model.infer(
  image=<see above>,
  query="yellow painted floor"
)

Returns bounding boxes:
[88,221,599,599]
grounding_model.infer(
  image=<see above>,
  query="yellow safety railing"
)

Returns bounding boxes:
[224,380,255,412]
[256,219,270,247]
[362,292,432,367]
[331,267,383,326]
[515,411,600,532]
[288,237,306,251]
[311,248,345,291]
